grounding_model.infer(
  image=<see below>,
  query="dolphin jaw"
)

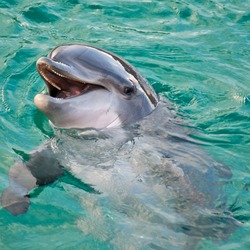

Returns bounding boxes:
[34,94,50,114]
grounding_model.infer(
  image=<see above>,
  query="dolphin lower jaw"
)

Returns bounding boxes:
[34,94,66,127]
[34,89,123,129]
[34,94,50,113]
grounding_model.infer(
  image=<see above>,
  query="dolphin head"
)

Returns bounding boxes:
[35,44,158,129]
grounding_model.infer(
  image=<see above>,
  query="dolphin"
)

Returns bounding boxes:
[34,44,158,129]
[1,44,240,248]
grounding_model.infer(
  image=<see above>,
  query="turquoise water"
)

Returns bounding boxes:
[0,0,249,249]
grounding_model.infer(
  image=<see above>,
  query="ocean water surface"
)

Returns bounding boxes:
[0,0,249,249]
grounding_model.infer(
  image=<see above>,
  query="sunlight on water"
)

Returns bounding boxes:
[0,0,249,249]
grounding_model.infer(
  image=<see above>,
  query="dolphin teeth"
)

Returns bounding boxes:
[39,71,62,90]
[50,82,62,91]
[50,68,65,78]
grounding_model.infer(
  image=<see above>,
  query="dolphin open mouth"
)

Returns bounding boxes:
[36,57,104,99]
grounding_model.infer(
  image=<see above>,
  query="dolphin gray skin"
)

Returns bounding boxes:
[1,44,240,249]
[35,44,158,129]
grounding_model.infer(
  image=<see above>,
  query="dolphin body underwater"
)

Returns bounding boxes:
[1,44,240,248]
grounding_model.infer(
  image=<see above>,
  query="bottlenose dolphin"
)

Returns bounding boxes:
[1,44,158,215]
[1,44,240,249]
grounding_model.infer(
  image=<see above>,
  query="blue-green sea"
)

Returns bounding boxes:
[0,0,249,249]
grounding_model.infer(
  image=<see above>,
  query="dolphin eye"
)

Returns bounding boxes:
[124,86,135,96]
